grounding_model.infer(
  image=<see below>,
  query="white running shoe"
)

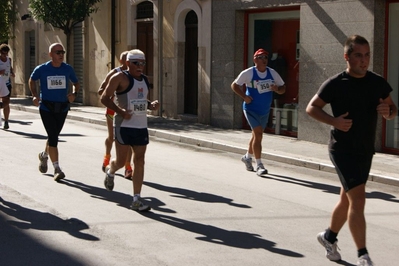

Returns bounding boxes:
[357,254,373,266]
[241,155,254,171]
[256,163,268,176]
[130,198,151,212]
[317,231,341,261]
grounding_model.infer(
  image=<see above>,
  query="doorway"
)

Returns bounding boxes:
[247,9,300,137]
[137,21,154,97]
[184,10,198,115]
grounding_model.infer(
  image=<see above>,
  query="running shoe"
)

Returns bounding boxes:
[317,231,341,261]
[104,167,114,191]
[3,121,9,130]
[241,155,254,171]
[38,152,48,173]
[124,168,133,180]
[130,198,151,212]
[357,254,373,266]
[256,163,268,176]
[54,167,66,182]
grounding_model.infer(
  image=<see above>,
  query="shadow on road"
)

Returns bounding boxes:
[0,197,98,241]
[144,181,251,208]
[0,196,96,266]
[266,174,399,203]
[140,211,304,258]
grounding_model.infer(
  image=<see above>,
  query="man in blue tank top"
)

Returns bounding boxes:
[231,48,286,176]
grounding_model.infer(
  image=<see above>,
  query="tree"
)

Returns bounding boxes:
[0,0,17,43]
[29,0,102,63]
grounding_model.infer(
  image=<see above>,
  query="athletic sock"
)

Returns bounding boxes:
[125,162,132,170]
[357,248,368,257]
[245,152,253,159]
[325,228,338,243]
[133,194,140,202]
[53,161,60,170]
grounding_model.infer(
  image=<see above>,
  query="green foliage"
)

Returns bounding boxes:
[29,0,101,35]
[0,0,18,43]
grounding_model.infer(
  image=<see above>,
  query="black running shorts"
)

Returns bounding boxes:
[329,151,373,191]
[114,127,149,146]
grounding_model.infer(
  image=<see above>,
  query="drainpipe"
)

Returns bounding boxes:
[111,0,116,68]
[158,1,163,117]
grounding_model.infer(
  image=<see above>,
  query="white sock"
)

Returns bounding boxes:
[53,161,60,169]
[133,194,140,202]
[106,169,115,177]
[256,159,262,166]
[42,151,48,158]
[245,152,253,159]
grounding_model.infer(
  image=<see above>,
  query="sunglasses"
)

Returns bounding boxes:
[54,50,66,55]
[255,55,268,60]
[130,61,146,67]
[1,50,9,54]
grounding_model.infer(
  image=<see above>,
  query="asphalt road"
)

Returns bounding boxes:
[1,110,398,266]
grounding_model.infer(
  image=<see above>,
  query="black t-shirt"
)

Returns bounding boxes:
[317,71,392,154]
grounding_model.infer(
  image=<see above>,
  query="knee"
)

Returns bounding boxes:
[349,197,366,213]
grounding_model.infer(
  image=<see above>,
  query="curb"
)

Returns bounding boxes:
[10,104,399,187]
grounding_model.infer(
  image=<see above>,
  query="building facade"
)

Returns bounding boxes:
[8,0,399,154]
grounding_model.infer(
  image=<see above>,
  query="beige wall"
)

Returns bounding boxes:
[156,0,212,123]
[11,1,67,97]
[11,0,213,124]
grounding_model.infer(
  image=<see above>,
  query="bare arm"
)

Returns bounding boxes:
[306,94,353,132]
[98,69,117,96]
[28,78,40,107]
[272,84,286,95]
[377,95,398,120]
[231,82,252,104]
[100,73,131,120]
[67,82,80,103]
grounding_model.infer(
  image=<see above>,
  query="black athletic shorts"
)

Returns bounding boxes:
[329,151,373,191]
[114,127,149,146]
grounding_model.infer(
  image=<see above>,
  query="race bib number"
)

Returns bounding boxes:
[47,76,66,90]
[256,79,274,94]
[130,99,147,115]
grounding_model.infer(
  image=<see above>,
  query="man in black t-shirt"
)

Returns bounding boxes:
[306,35,397,266]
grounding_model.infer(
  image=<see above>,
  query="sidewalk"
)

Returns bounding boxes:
[9,97,399,187]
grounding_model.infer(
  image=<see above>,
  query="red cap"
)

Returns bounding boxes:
[253,48,269,57]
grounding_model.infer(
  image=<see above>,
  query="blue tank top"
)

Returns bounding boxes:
[243,67,274,115]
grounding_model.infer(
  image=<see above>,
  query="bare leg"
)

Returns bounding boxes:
[109,141,130,174]
[249,126,263,159]
[105,115,114,156]
[131,145,146,195]
[329,187,349,233]
[346,184,367,249]
[2,96,9,121]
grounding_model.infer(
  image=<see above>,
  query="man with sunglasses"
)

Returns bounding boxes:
[98,51,133,180]
[231,48,286,176]
[101,49,159,212]
[0,44,15,130]
[29,43,80,182]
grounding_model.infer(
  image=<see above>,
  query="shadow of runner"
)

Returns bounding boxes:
[266,174,399,203]
[140,211,303,257]
[0,197,98,241]
[0,211,86,266]
[144,181,251,208]
[61,179,133,208]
